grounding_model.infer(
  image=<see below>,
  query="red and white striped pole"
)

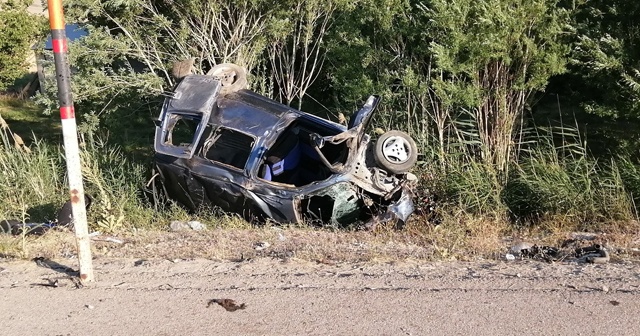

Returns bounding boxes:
[47,0,94,282]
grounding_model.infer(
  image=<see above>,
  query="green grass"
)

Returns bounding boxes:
[0,96,62,145]
[1,92,640,262]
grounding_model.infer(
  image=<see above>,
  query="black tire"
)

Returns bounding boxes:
[206,63,247,94]
[374,130,418,174]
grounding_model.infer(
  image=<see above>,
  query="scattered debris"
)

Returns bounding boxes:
[70,277,83,289]
[520,245,559,262]
[509,242,534,256]
[576,245,610,264]
[207,299,246,312]
[0,195,92,235]
[31,278,59,288]
[134,259,150,267]
[90,233,124,244]
[254,241,271,251]
[32,257,78,275]
[610,300,620,306]
[508,242,613,264]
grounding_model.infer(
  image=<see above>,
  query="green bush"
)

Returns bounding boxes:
[0,0,46,92]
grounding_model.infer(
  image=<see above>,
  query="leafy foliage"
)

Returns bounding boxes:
[0,0,46,91]
[6,0,640,231]
[560,0,640,119]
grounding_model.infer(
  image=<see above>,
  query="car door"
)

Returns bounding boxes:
[347,95,381,131]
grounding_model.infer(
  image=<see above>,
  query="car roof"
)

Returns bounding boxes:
[214,90,291,136]
[168,75,344,137]
[168,75,294,137]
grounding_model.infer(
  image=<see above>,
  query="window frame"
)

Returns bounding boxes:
[200,125,257,172]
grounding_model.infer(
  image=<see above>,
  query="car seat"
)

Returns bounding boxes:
[260,134,301,184]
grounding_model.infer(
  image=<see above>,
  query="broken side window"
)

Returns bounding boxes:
[203,127,255,170]
[155,110,209,159]
[164,114,200,147]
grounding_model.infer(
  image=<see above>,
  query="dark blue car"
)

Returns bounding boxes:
[154,64,418,227]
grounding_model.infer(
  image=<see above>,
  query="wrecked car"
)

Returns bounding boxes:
[153,64,419,227]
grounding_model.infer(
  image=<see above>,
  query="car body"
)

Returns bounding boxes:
[153,68,418,227]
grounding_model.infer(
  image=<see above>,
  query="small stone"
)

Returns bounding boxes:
[505,254,516,261]
[602,285,609,293]
[254,241,271,251]
[85,305,94,310]
[516,273,522,278]
[169,221,190,231]
[188,221,206,231]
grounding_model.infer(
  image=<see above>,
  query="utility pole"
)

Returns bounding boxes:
[47,0,94,282]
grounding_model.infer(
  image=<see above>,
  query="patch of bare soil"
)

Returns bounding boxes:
[0,227,638,335]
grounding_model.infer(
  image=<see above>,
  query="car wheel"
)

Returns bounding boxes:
[206,63,247,94]
[374,130,418,174]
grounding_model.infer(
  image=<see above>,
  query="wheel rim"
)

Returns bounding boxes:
[381,136,411,164]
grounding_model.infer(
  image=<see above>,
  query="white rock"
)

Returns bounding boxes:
[187,221,206,231]
[505,254,516,261]
[254,241,271,251]
[169,221,190,231]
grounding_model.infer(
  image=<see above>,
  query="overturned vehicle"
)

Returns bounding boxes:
[153,64,418,227]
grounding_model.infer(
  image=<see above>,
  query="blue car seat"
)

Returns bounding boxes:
[260,135,301,183]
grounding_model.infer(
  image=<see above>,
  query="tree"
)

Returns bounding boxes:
[268,0,340,109]
[36,0,273,130]
[560,0,640,119]
[0,0,45,92]
[419,0,571,172]
[324,0,571,174]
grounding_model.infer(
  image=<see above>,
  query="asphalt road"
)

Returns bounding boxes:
[1,258,639,335]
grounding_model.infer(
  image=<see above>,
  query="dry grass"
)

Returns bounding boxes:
[3,215,637,264]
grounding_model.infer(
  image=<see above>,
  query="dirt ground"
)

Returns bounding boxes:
[1,255,639,335]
